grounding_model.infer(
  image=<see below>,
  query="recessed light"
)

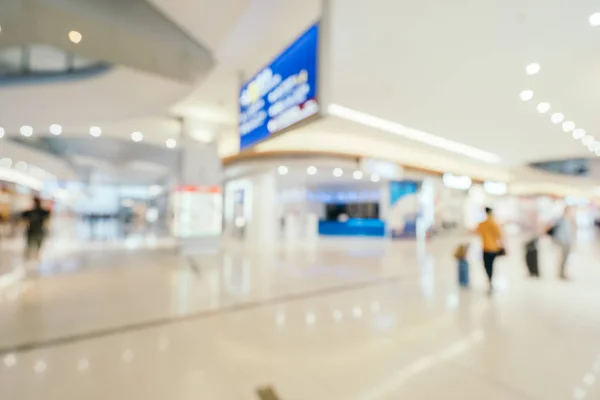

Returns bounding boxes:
[34,360,47,374]
[371,174,380,182]
[596,149,600,157]
[589,141,600,152]
[20,125,33,137]
[89,126,101,137]
[572,129,586,139]
[3,354,17,368]
[0,127,4,138]
[69,30,82,44]
[562,121,575,132]
[353,170,363,180]
[590,13,600,26]
[277,166,288,175]
[165,139,177,148]
[526,63,541,75]
[519,90,534,102]
[49,124,62,135]
[307,166,317,175]
[551,113,564,124]
[582,135,595,146]
[537,102,550,114]
[333,168,343,177]
[131,131,143,142]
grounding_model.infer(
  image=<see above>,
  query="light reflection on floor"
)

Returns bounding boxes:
[0,232,598,399]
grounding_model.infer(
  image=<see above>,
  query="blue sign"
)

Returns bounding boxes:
[239,23,320,150]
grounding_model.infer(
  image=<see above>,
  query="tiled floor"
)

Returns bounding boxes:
[0,232,599,399]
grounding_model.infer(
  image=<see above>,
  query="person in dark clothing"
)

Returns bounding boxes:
[22,196,51,261]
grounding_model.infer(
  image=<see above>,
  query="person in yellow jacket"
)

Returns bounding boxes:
[476,207,503,294]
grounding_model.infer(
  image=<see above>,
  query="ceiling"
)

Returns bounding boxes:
[10,136,178,184]
[326,0,600,165]
[3,0,600,185]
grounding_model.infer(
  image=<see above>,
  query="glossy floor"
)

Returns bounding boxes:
[0,233,599,399]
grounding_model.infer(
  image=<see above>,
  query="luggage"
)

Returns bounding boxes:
[458,259,469,287]
[525,238,540,277]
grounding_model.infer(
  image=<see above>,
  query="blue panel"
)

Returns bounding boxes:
[318,219,386,237]
[239,24,319,150]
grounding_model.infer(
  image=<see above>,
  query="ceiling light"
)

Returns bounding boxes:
[582,135,595,146]
[589,141,600,152]
[165,138,177,149]
[328,104,501,163]
[333,168,343,177]
[3,354,16,368]
[305,313,316,325]
[0,127,4,138]
[596,149,600,157]
[352,307,363,318]
[537,102,550,114]
[307,166,317,175]
[277,166,288,175]
[519,90,534,102]
[122,350,134,363]
[20,125,33,137]
[526,63,541,75]
[562,121,575,132]
[131,131,143,142]
[353,170,363,180]
[371,174,380,182]
[572,129,586,139]
[0,158,11,168]
[89,126,101,137]
[34,360,47,374]
[77,358,90,372]
[551,113,564,124]
[590,13,600,26]
[49,124,62,135]
[69,30,82,44]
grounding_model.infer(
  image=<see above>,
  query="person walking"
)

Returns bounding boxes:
[22,196,51,261]
[476,207,503,294]
[549,207,574,280]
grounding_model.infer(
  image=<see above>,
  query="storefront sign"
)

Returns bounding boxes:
[442,173,472,191]
[239,24,320,150]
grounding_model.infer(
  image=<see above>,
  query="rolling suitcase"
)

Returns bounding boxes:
[525,238,540,277]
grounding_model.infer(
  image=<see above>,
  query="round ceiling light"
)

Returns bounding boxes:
[353,170,363,180]
[537,102,550,114]
[519,90,534,102]
[165,139,177,149]
[0,127,4,138]
[562,121,575,132]
[277,166,288,175]
[131,131,143,142]
[49,124,62,135]
[371,174,380,182]
[526,63,541,75]
[69,30,82,44]
[596,148,600,157]
[89,126,101,137]
[572,128,586,139]
[590,13,600,26]
[551,113,564,124]
[333,168,343,177]
[307,166,317,175]
[589,141,600,152]
[20,125,33,137]
[582,135,595,146]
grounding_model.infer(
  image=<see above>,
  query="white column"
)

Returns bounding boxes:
[246,173,278,251]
